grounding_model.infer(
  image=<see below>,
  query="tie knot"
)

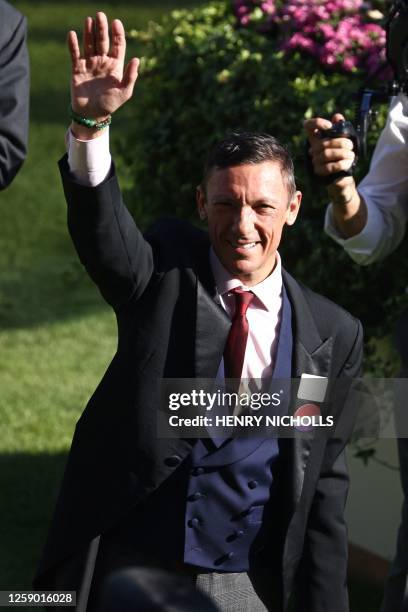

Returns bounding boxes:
[230,287,254,317]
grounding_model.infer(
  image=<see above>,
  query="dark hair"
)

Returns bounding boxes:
[202,131,297,201]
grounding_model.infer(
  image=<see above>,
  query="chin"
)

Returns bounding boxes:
[229,263,256,280]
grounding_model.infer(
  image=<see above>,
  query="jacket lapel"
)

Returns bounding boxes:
[195,278,231,379]
[193,239,231,379]
[282,269,334,509]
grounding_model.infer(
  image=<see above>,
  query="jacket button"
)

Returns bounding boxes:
[215,552,234,565]
[164,455,182,467]
[188,492,206,501]
[234,529,244,539]
[191,467,205,476]
[248,480,258,489]
[188,518,201,528]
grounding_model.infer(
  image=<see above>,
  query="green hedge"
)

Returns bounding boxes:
[121,1,408,369]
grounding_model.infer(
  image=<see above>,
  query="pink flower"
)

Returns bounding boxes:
[320,52,337,66]
[319,24,336,39]
[233,0,387,75]
[261,1,276,15]
[343,56,358,71]
[239,14,250,25]
[283,32,309,49]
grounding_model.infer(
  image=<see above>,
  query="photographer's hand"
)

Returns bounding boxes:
[304,114,367,238]
[68,12,139,140]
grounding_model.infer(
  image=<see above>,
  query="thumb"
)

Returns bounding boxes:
[332,112,346,123]
[304,117,332,143]
[122,57,140,95]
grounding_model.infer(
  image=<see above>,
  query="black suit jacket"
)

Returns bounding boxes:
[0,0,29,190]
[35,158,363,612]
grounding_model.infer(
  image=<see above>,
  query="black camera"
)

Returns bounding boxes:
[318,120,359,150]
[387,0,408,93]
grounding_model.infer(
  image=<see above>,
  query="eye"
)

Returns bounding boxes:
[255,203,275,214]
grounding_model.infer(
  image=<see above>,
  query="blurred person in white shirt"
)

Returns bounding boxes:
[305,92,408,612]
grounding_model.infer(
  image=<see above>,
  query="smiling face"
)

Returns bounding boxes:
[197,161,302,286]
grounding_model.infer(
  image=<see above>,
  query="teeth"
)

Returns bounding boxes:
[230,241,258,249]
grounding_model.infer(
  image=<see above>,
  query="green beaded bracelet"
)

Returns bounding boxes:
[69,105,112,130]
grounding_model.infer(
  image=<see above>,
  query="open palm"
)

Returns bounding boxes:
[68,12,139,120]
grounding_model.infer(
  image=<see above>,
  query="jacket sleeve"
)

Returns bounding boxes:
[293,319,363,612]
[0,2,29,190]
[59,155,154,310]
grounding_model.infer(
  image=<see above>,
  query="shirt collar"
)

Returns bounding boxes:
[209,247,282,311]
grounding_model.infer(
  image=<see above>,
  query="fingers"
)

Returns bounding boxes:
[122,57,140,96]
[312,147,355,166]
[304,115,348,145]
[319,159,355,176]
[310,145,355,176]
[304,117,332,142]
[305,114,356,177]
[95,12,109,55]
[312,159,355,177]
[67,30,80,66]
[310,137,354,154]
[75,14,126,60]
[83,16,95,58]
[110,19,126,62]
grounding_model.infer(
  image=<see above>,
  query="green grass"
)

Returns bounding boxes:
[0,2,387,609]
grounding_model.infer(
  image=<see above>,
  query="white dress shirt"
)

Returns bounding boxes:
[67,127,111,187]
[324,93,408,265]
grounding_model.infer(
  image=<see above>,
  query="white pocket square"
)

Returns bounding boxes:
[297,374,328,403]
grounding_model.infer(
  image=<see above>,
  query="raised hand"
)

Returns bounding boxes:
[304,113,355,188]
[304,114,366,237]
[68,12,139,124]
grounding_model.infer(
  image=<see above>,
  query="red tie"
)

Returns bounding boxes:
[224,288,254,381]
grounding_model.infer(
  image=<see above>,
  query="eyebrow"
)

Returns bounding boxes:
[209,195,281,205]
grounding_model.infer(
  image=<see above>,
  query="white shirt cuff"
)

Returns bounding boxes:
[67,127,112,187]
[324,200,386,265]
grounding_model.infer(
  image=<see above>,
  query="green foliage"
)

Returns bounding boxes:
[123,1,408,356]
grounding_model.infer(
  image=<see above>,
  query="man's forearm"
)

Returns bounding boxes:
[327,180,368,238]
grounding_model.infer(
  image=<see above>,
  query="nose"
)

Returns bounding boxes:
[232,205,256,235]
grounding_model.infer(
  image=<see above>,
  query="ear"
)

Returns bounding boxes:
[196,185,207,220]
[285,191,302,226]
